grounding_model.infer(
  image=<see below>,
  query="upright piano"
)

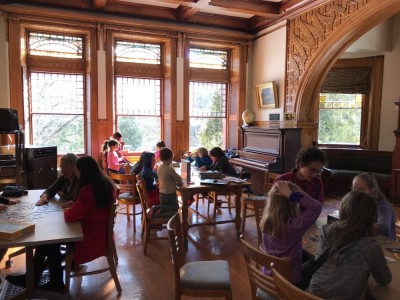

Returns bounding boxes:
[230,126,301,195]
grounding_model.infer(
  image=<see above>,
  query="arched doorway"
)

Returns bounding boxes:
[292,0,400,144]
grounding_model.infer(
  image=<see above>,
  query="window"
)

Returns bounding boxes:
[114,41,162,151]
[189,48,229,150]
[317,57,383,149]
[318,93,363,145]
[24,32,86,154]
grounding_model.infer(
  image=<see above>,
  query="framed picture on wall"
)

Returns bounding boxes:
[256,81,278,109]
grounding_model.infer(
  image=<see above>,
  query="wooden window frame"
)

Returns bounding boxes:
[317,56,383,150]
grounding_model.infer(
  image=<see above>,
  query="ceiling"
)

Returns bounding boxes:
[0,0,325,34]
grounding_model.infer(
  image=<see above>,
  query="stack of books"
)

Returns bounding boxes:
[199,171,224,180]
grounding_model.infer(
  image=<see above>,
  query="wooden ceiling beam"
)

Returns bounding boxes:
[176,5,199,21]
[93,0,107,9]
[209,0,279,16]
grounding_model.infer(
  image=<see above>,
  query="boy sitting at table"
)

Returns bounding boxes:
[150,147,183,218]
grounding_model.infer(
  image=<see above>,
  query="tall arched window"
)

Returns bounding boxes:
[24,31,87,154]
[114,40,162,151]
[189,47,229,150]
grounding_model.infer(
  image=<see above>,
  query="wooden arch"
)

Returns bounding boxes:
[287,0,400,145]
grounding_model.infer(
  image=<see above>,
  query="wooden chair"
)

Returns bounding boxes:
[64,202,122,294]
[206,166,246,219]
[272,268,323,300]
[109,172,141,232]
[167,213,232,300]
[242,171,277,234]
[136,179,169,255]
[241,196,267,246]
[240,236,291,300]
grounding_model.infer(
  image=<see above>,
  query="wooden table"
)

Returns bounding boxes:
[0,190,83,299]
[177,171,251,243]
[303,212,400,300]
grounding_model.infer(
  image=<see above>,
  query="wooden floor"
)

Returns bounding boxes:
[7,195,399,300]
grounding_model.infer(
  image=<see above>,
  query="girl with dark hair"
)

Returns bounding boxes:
[106,139,127,174]
[307,190,392,299]
[154,140,166,165]
[141,152,160,206]
[274,146,326,202]
[6,156,116,292]
[352,172,396,239]
[200,146,237,177]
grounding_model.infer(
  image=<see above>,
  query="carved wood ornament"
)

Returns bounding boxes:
[286,0,371,115]
[285,0,400,146]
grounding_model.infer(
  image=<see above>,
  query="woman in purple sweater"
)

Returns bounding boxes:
[260,181,322,286]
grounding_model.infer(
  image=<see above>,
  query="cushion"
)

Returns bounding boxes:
[118,192,133,200]
[245,196,268,201]
[180,260,231,290]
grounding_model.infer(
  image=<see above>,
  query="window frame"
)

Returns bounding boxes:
[113,38,165,152]
[22,27,90,155]
[188,45,231,150]
[317,56,383,150]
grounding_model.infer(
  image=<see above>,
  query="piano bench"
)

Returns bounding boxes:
[241,196,268,245]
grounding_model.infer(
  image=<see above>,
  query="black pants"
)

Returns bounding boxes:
[33,244,63,286]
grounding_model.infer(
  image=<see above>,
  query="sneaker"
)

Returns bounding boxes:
[5,274,26,288]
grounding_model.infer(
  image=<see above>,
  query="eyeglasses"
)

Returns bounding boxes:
[308,167,324,174]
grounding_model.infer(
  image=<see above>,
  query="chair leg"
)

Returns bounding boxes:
[227,194,232,213]
[225,290,233,300]
[111,237,119,263]
[141,216,146,238]
[126,204,130,222]
[106,252,122,294]
[195,194,199,213]
[132,203,136,232]
[64,255,73,294]
[241,200,247,232]
[213,193,218,220]
[143,221,150,255]
[175,287,181,300]
[207,193,212,217]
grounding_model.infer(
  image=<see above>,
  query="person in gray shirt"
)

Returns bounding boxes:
[307,190,392,300]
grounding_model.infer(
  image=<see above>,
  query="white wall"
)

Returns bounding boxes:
[380,14,400,151]
[250,17,399,151]
[0,14,10,107]
[249,21,287,122]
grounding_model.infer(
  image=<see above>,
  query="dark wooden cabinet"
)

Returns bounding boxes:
[25,146,57,189]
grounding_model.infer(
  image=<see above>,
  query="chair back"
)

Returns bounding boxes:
[234,165,243,177]
[272,268,322,300]
[109,172,136,198]
[136,179,151,211]
[253,199,267,247]
[167,213,185,281]
[135,173,141,183]
[107,202,118,249]
[240,236,291,300]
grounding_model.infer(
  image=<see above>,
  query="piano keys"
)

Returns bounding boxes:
[230,126,301,195]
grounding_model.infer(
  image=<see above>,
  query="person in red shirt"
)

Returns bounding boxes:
[275,146,326,202]
[6,156,116,292]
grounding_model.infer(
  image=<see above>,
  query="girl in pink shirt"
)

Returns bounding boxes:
[106,139,126,174]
